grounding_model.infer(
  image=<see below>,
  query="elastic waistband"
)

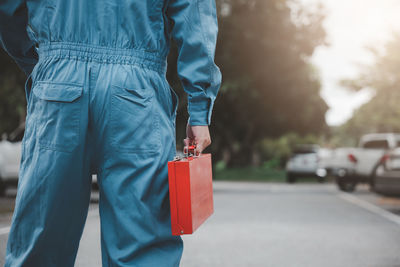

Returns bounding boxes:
[38,42,167,73]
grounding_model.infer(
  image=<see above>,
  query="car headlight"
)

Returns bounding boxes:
[316,168,327,177]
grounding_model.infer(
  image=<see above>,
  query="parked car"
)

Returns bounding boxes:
[334,133,400,192]
[329,147,358,192]
[372,148,400,196]
[0,124,24,196]
[285,145,331,183]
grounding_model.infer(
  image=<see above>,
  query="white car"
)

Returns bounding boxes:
[285,145,331,183]
[353,133,400,178]
[372,147,400,196]
[333,133,400,192]
[328,147,358,192]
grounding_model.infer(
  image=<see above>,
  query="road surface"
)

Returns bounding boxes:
[1,182,400,267]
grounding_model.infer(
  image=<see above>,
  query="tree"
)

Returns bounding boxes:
[341,33,400,139]
[168,0,328,166]
[0,49,26,136]
[1,0,329,167]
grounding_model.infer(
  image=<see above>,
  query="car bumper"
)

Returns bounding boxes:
[287,168,327,178]
[331,168,356,177]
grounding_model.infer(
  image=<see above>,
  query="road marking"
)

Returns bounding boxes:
[0,207,98,236]
[339,193,400,227]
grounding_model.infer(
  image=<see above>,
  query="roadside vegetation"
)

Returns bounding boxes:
[168,0,329,168]
[214,165,286,182]
[213,165,322,182]
[338,34,400,142]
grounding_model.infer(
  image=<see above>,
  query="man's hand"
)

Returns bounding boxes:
[184,123,211,155]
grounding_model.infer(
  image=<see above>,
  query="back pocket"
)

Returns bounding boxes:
[110,85,161,153]
[32,81,83,152]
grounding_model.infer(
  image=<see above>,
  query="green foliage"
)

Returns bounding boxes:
[168,0,329,166]
[259,132,323,167]
[1,0,329,169]
[262,158,281,170]
[0,49,26,135]
[214,160,227,172]
[214,166,286,182]
[340,33,400,139]
[327,126,358,148]
[214,165,326,182]
[213,0,328,166]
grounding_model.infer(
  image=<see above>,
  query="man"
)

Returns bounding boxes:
[0,0,221,266]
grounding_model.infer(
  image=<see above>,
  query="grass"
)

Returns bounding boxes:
[213,166,322,183]
[214,167,286,182]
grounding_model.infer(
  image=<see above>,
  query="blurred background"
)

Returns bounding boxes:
[2,0,400,266]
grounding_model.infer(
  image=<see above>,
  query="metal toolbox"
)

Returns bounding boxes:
[168,149,214,235]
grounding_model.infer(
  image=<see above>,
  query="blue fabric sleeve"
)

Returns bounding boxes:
[167,0,222,126]
[0,0,38,76]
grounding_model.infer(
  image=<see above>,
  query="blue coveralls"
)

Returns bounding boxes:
[0,0,221,265]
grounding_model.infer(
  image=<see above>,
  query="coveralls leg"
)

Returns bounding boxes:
[5,44,183,266]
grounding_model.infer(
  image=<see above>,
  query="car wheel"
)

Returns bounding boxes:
[369,164,382,192]
[287,173,297,183]
[336,177,356,192]
[369,175,376,192]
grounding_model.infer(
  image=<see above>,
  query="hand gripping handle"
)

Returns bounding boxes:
[183,144,197,158]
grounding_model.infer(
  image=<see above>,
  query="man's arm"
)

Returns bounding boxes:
[0,0,38,76]
[167,0,222,152]
[167,0,221,126]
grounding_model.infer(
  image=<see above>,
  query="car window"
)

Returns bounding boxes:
[362,140,389,149]
[291,149,317,159]
[293,149,316,155]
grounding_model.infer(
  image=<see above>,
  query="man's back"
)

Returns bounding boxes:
[0,0,221,266]
[27,0,170,55]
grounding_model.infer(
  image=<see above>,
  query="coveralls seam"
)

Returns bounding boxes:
[195,0,214,125]
[45,1,51,44]
[25,55,45,105]
[23,82,36,149]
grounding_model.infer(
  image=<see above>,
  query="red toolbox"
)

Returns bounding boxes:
[168,147,214,236]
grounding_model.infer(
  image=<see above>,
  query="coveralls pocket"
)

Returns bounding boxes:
[32,81,83,153]
[110,85,161,153]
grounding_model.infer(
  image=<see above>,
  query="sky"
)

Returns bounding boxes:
[300,0,400,126]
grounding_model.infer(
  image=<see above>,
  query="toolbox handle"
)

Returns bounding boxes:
[183,144,198,158]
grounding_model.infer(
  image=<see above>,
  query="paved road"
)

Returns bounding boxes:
[1,182,400,267]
